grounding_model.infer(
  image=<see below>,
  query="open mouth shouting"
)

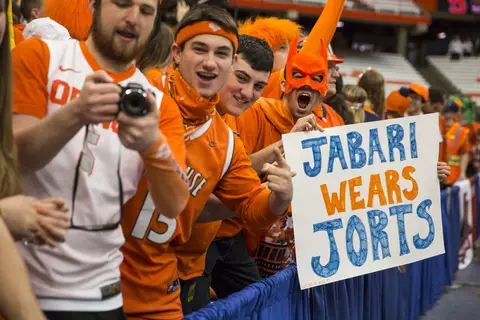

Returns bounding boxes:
[297,91,312,110]
[196,71,218,85]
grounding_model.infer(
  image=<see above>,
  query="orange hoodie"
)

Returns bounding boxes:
[215,98,344,277]
[121,69,282,319]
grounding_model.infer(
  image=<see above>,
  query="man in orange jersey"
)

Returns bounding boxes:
[120,5,293,320]
[443,100,471,186]
[11,0,188,319]
[175,35,275,313]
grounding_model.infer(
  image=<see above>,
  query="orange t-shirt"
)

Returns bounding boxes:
[13,27,24,45]
[144,67,165,91]
[121,100,281,319]
[215,99,344,277]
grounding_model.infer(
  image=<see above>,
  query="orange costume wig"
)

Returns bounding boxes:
[43,0,92,41]
[239,17,301,52]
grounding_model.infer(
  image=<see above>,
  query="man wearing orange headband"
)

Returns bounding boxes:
[120,5,293,319]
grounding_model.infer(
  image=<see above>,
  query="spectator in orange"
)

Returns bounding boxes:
[385,87,411,119]
[443,100,471,186]
[239,16,301,73]
[406,82,428,116]
[234,0,345,277]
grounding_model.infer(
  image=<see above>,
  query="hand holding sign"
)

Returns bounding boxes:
[437,162,450,182]
[262,148,294,204]
[291,114,324,133]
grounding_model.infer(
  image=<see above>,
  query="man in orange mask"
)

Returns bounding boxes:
[120,5,293,320]
[212,0,345,278]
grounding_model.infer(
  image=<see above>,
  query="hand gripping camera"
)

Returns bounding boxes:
[118,83,149,117]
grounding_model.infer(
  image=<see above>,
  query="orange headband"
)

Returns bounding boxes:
[176,21,238,53]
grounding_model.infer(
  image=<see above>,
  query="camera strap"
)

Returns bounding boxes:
[70,124,124,232]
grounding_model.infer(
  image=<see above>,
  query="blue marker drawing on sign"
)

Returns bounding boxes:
[389,204,413,256]
[311,219,343,277]
[345,215,368,267]
[367,210,391,261]
[368,128,387,165]
[302,137,327,177]
[387,124,406,162]
[328,135,348,173]
[347,131,366,169]
[410,122,418,159]
[413,199,435,249]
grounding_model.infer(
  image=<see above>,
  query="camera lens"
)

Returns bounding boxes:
[122,88,148,117]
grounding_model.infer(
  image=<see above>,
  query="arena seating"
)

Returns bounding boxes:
[428,56,480,104]
[339,51,429,95]
[361,0,422,15]
[296,0,422,16]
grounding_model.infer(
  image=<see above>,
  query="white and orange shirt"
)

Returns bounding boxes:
[12,38,185,312]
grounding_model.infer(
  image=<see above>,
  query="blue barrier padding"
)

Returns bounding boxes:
[187,189,463,320]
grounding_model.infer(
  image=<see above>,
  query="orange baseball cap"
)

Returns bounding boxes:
[408,83,429,102]
[386,88,411,116]
[328,45,344,64]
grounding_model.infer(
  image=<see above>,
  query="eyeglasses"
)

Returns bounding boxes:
[70,125,124,232]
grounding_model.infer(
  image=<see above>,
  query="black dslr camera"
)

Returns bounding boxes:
[118,83,149,117]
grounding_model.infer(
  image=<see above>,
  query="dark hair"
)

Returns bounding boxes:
[237,35,273,73]
[175,4,238,40]
[0,0,23,198]
[137,22,174,73]
[20,0,41,22]
[429,87,445,104]
[444,100,460,113]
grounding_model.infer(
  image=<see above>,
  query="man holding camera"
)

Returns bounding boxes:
[120,4,293,320]
[11,0,189,319]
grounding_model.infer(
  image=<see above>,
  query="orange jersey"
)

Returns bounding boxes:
[121,110,281,318]
[144,67,165,91]
[13,27,24,45]
[174,112,239,281]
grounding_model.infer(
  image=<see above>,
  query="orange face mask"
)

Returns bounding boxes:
[284,36,328,96]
